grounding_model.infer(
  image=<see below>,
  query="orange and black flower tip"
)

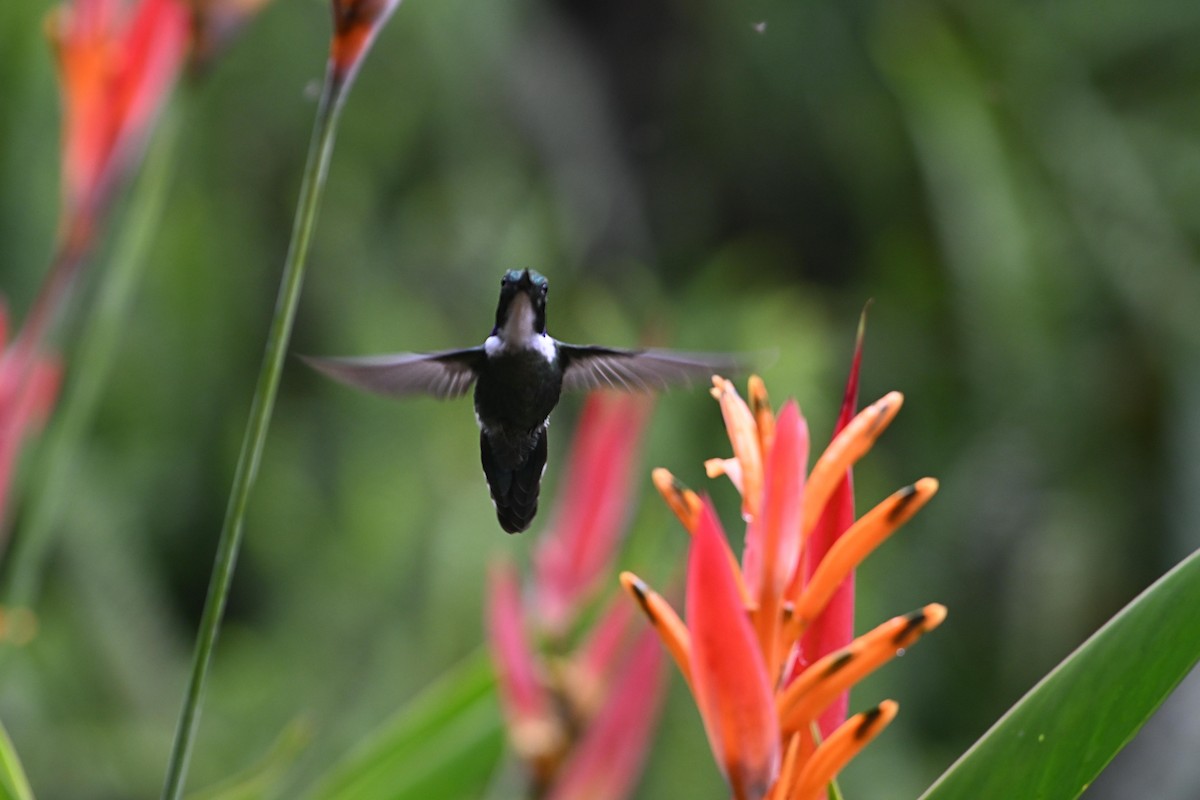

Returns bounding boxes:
[655,472,753,610]
[619,571,693,689]
[787,700,899,800]
[651,467,703,533]
[329,0,400,85]
[747,375,775,454]
[790,478,939,633]
[802,391,903,539]
[777,604,946,734]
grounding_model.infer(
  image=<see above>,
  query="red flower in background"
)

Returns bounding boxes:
[622,327,944,800]
[5,0,186,489]
[0,307,61,534]
[50,0,189,242]
[533,393,650,635]
[0,0,191,623]
[487,392,665,799]
[14,0,190,359]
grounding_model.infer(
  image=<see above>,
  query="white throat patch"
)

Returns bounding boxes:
[484,294,556,364]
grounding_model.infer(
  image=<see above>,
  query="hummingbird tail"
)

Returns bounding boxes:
[481,427,547,534]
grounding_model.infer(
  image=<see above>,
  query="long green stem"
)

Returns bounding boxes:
[1,104,184,618]
[159,65,348,800]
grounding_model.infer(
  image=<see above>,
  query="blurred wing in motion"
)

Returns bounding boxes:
[558,345,745,393]
[303,348,485,400]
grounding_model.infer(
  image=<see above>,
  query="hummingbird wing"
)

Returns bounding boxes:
[302,348,485,400]
[558,344,743,393]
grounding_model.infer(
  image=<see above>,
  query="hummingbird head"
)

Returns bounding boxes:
[493,269,549,340]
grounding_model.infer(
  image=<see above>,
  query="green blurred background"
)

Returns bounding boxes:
[2,0,1200,797]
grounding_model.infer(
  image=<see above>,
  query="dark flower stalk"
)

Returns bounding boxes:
[159,3,398,797]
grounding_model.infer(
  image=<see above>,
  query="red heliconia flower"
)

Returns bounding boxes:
[488,570,666,799]
[1,0,185,527]
[787,314,866,735]
[533,393,650,635]
[7,0,188,363]
[486,561,563,776]
[689,502,781,799]
[0,305,61,533]
[485,391,665,799]
[623,325,945,800]
[49,0,190,242]
[544,627,665,800]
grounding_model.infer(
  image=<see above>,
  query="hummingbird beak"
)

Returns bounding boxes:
[493,269,548,337]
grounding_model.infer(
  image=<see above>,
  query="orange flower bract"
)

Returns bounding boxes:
[623,326,945,800]
[50,0,189,236]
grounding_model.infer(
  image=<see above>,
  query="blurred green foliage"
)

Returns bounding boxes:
[1,0,1199,798]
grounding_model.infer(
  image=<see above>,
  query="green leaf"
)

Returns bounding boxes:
[305,650,505,800]
[0,718,34,800]
[920,546,1200,800]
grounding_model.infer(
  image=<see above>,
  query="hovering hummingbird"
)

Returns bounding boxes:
[306,269,740,533]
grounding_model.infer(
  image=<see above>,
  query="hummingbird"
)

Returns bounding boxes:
[306,269,740,534]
